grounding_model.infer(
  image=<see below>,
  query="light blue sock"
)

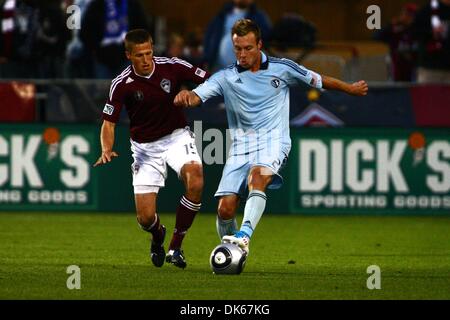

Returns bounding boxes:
[240,190,267,238]
[216,215,238,240]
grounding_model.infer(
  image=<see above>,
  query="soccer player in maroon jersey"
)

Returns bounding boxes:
[93,29,209,269]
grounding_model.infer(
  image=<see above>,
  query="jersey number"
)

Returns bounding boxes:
[184,143,196,155]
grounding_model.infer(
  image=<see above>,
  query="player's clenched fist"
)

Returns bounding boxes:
[174,90,201,108]
[93,150,119,167]
[350,80,369,96]
[174,90,190,107]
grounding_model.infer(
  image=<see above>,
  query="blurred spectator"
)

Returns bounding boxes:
[0,0,40,78]
[162,32,206,91]
[184,28,205,67]
[271,13,317,50]
[373,3,419,82]
[203,0,271,71]
[162,31,206,68]
[65,0,94,78]
[1,0,70,79]
[35,0,71,78]
[79,0,150,79]
[163,32,185,58]
[413,0,450,83]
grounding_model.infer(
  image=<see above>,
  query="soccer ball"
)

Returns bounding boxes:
[210,243,247,275]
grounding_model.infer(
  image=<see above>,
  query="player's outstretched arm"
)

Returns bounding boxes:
[322,75,368,96]
[93,120,119,167]
[174,90,202,108]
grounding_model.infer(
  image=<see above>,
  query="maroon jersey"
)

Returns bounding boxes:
[102,57,209,143]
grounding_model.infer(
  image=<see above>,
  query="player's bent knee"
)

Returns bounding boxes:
[183,163,204,194]
[217,201,237,220]
[218,206,235,220]
[134,193,157,227]
[188,174,204,191]
[136,212,156,228]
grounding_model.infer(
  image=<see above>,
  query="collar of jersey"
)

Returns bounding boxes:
[236,51,269,73]
[132,63,155,79]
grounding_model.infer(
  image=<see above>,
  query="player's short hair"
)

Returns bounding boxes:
[125,29,153,52]
[231,19,262,43]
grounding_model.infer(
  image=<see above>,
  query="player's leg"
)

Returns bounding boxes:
[165,128,203,268]
[240,166,273,237]
[166,162,203,268]
[130,139,167,267]
[228,149,288,252]
[215,156,250,251]
[181,162,203,203]
[222,166,272,253]
[216,194,240,239]
[214,155,248,240]
[135,191,157,228]
[135,190,166,267]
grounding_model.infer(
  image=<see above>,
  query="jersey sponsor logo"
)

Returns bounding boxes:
[125,77,134,84]
[160,79,171,93]
[195,67,206,78]
[271,79,281,88]
[103,103,114,115]
[134,90,144,102]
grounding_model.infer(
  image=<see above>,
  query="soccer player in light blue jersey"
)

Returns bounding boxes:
[174,19,368,255]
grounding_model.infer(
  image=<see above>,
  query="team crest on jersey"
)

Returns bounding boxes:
[134,90,144,101]
[271,79,281,88]
[160,79,171,93]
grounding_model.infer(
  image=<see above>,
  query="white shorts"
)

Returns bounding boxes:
[131,127,202,194]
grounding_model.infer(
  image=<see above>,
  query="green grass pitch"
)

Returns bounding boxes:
[0,212,449,300]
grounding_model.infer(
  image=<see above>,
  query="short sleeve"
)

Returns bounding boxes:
[171,57,210,84]
[192,71,224,102]
[279,58,323,89]
[102,80,125,123]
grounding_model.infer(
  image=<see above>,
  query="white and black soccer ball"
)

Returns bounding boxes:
[210,243,247,275]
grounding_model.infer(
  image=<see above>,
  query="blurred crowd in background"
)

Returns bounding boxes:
[0,0,449,82]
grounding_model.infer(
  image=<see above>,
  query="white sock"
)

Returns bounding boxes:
[240,190,267,238]
[216,215,238,240]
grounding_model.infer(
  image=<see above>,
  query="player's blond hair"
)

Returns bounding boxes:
[231,19,262,43]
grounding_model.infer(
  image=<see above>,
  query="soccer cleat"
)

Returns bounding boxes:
[165,249,187,269]
[150,225,166,267]
[222,231,250,254]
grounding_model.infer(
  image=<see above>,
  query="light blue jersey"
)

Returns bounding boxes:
[193,52,323,197]
[194,52,322,155]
